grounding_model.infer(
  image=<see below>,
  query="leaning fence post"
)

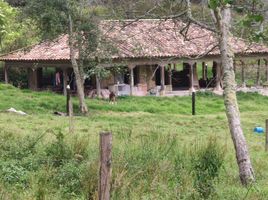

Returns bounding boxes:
[265,119,268,151]
[99,132,112,200]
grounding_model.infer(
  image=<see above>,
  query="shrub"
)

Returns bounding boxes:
[192,139,224,199]
[45,132,72,167]
[53,161,83,197]
[0,162,28,186]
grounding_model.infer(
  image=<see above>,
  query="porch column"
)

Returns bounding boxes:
[204,63,208,81]
[28,67,38,91]
[160,64,165,95]
[213,61,223,91]
[168,64,172,86]
[256,59,261,86]
[264,59,268,82]
[4,64,8,84]
[189,62,195,92]
[240,60,246,87]
[194,63,200,89]
[233,60,236,74]
[128,64,135,96]
[202,62,206,80]
[96,75,101,98]
[63,68,68,96]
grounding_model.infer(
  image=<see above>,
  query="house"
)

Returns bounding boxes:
[1,19,268,96]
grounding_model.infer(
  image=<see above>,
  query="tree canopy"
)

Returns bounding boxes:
[0,0,38,53]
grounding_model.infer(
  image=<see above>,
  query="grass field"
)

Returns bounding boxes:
[0,83,268,199]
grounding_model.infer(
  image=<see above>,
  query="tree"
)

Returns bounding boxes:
[6,0,25,7]
[210,1,255,185]
[10,0,263,184]
[0,0,38,53]
[110,0,258,185]
[23,0,105,114]
[0,6,6,46]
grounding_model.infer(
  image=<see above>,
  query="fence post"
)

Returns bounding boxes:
[192,92,196,116]
[66,85,74,133]
[99,132,112,200]
[265,119,268,151]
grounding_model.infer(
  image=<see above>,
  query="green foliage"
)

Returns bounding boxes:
[0,66,28,88]
[45,131,72,167]
[208,0,221,9]
[0,162,27,186]
[53,161,83,196]
[0,0,39,53]
[192,139,224,199]
[24,0,68,39]
[1,86,268,198]
[24,0,116,80]
[208,0,234,9]
[233,0,266,42]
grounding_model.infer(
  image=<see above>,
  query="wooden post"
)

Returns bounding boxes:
[4,64,8,84]
[204,63,208,81]
[160,65,165,95]
[96,75,101,98]
[67,85,74,133]
[256,59,261,86]
[202,62,205,80]
[214,61,222,91]
[189,62,195,92]
[233,60,236,74]
[193,63,200,89]
[168,65,172,86]
[129,65,135,96]
[240,60,246,87]
[264,59,268,82]
[192,91,196,115]
[63,68,68,96]
[99,132,112,200]
[66,85,73,116]
[28,68,39,91]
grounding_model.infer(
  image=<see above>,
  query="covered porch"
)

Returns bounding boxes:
[2,19,268,97]
[2,55,268,97]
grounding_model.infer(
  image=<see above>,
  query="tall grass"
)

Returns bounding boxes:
[0,84,268,199]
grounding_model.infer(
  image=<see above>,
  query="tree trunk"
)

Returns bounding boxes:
[68,14,88,114]
[214,6,255,185]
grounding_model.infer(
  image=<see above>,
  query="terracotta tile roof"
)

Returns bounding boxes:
[1,19,268,62]
[0,35,72,61]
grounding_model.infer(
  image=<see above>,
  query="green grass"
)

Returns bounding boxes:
[0,84,268,199]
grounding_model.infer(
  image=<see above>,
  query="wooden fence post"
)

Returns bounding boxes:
[66,85,74,133]
[66,85,73,116]
[265,119,268,151]
[99,132,112,200]
[192,92,196,116]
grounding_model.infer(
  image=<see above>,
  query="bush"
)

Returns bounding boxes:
[45,132,72,167]
[53,161,83,197]
[0,162,28,186]
[192,139,224,199]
